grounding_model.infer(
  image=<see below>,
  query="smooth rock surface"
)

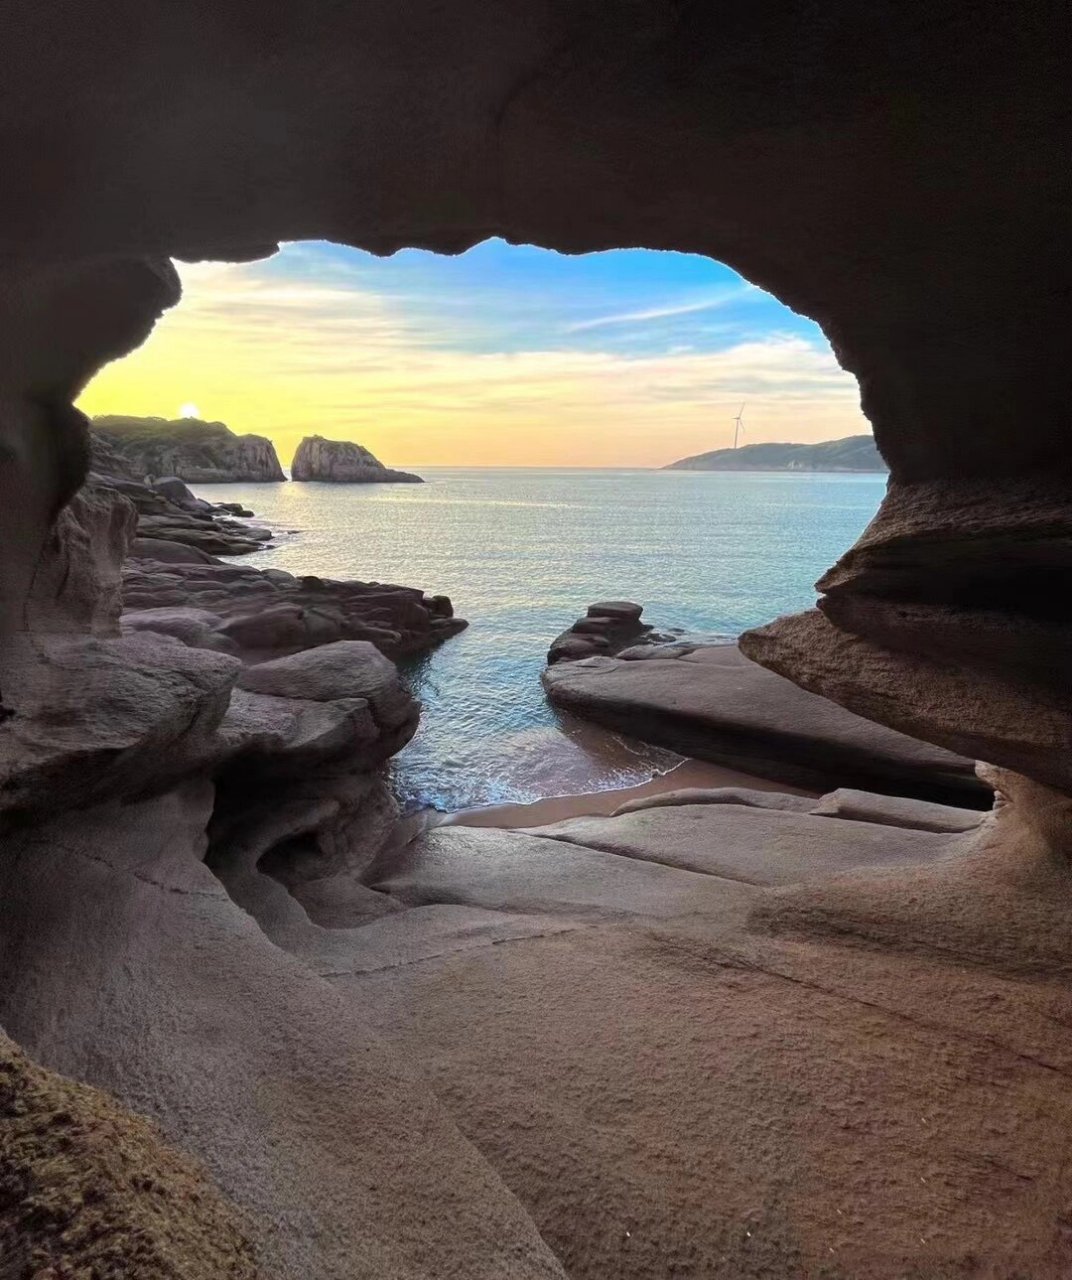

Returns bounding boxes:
[544,643,986,805]
[521,803,960,885]
[612,786,817,817]
[0,789,567,1280]
[812,787,986,833]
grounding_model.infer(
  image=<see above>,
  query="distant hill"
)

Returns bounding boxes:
[664,434,886,473]
[92,416,285,483]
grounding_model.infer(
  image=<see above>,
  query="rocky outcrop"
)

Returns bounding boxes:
[291,436,422,484]
[544,642,986,806]
[123,560,465,660]
[77,446,466,660]
[94,416,285,482]
[666,434,886,472]
[547,601,649,664]
[89,441,275,556]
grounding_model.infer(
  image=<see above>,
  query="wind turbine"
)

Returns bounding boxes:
[733,403,746,449]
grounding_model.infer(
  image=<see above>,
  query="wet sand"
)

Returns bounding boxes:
[447,757,814,829]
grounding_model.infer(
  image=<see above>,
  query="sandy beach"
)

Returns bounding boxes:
[446,756,814,828]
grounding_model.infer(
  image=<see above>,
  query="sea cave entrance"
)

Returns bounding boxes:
[77,238,880,813]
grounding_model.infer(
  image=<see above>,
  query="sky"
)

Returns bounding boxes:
[77,239,869,468]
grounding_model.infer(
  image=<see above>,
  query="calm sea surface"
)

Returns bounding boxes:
[196,469,887,811]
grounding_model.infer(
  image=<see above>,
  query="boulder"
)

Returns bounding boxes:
[0,633,239,823]
[214,603,339,650]
[544,643,987,806]
[587,601,643,621]
[152,474,197,505]
[236,640,418,732]
[547,600,649,665]
[130,535,221,565]
[121,605,234,651]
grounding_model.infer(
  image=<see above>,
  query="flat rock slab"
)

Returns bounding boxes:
[812,786,985,832]
[351,912,1072,1280]
[522,803,959,885]
[375,826,756,928]
[544,644,986,805]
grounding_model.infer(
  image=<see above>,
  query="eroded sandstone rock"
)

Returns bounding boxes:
[123,559,465,660]
[544,643,986,805]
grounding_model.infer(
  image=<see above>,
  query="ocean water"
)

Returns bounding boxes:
[197,469,887,811]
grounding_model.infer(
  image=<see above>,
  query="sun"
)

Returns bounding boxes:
[179,402,202,419]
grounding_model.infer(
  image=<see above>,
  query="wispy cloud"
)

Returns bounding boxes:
[79,247,867,467]
[564,290,751,333]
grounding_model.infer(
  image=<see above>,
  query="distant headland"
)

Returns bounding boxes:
[664,434,886,473]
[92,415,285,483]
[90,417,423,484]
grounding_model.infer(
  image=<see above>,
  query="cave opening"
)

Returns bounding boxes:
[77,237,881,812]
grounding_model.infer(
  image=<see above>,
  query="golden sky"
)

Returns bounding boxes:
[77,243,869,468]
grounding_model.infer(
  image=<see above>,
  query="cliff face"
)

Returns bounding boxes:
[291,435,423,484]
[666,435,887,473]
[93,416,285,483]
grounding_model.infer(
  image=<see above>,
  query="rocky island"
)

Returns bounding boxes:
[666,433,886,472]
[291,435,423,483]
[93,415,286,482]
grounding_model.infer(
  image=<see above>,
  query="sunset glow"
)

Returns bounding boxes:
[77,241,869,469]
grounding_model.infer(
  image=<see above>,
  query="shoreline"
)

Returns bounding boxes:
[444,756,814,829]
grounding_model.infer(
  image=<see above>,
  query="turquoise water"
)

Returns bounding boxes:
[198,469,886,810]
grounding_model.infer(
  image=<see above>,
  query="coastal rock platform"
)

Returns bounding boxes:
[544,642,986,806]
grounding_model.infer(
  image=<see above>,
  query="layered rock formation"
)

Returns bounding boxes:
[545,641,986,805]
[90,436,275,557]
[546,600,649,664]
[0,3,1069,1277]
[291,435,423,484]
[94,415,285,482]
[84,443,467,658]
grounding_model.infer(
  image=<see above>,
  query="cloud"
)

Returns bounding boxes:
[79,250,867,467]
[564,291,752,333]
